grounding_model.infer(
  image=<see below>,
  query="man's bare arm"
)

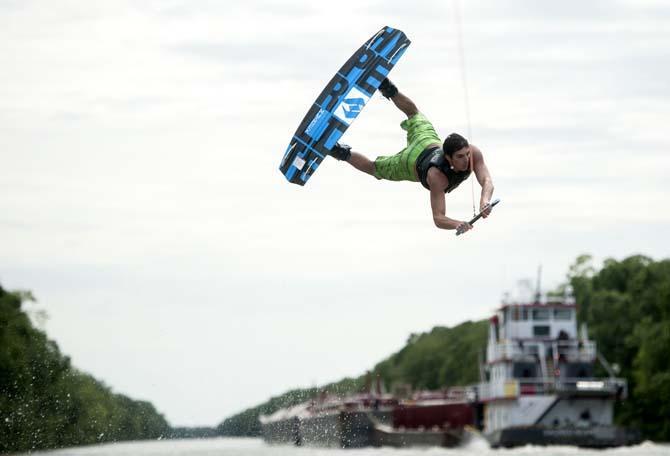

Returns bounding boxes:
[428,170,471,232]
[472,146,494,212]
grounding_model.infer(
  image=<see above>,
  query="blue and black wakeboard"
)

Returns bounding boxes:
[279,26,411,185]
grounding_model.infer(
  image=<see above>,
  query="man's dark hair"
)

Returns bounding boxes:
[443,133,469,157]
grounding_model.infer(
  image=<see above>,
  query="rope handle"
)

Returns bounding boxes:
[456,199,501,236]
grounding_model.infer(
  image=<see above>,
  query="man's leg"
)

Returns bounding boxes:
[348,151,376,176]
[330,143,376,177]
[379,79,418,119]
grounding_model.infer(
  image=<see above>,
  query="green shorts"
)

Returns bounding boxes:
[374,113,441,181]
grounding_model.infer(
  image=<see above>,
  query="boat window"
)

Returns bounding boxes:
[511,307,529,321]
[554,308,573,320]
[532,308,550,320]
[563,362,593,378]
[525,344,539,356]
[513,362,538,378]
[533,325,550,337]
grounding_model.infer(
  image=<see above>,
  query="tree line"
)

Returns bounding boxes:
[0,285,171,454]
[567,254,669,441]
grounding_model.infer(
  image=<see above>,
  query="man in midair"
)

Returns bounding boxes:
[329,78,495,234]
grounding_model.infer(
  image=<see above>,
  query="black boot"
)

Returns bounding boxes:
[330,142,352,161]
[378,78,398,99]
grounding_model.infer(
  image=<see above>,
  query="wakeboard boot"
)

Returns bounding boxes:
[379,78,398,99]
[329,142,352,161]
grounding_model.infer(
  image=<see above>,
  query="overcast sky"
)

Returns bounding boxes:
[2,0,669,427]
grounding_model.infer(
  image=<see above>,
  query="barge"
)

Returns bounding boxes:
[259,289,641,448]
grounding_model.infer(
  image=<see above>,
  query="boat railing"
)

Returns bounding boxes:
[477,377,626,400]
[446,386,471,401]
[554,339,597,361]
[553,377,627,396]
[487,340,597,362]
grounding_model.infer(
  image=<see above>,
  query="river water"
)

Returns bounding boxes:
[25,437,669,456]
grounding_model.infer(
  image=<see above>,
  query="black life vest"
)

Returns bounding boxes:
[416,146,471,192]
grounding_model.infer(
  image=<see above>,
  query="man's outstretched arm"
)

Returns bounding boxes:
[471,146,495,217]
[427,169,472,233]
[379,78,418,118]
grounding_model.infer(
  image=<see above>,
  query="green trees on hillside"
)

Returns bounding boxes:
[567,255,670,441]
[0,285,170,454]
[372,321,488,390]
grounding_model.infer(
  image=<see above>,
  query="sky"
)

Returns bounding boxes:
[1,0,669,427]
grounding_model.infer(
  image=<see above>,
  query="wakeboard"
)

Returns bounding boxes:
[279,26,411,185]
